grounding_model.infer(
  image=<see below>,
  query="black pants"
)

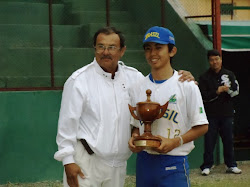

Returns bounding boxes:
[200,116,237,170]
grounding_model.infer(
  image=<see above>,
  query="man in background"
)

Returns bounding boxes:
[199,49,241,176]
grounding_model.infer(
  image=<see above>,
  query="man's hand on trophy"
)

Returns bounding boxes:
[152,135,180,153]
[128,134,144,153]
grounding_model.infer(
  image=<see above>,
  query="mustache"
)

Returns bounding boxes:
[101,56,112,60]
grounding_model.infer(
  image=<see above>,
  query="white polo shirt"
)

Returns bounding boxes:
[54,58,144,167]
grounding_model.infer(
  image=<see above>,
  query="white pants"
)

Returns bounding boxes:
[63,141,127,187]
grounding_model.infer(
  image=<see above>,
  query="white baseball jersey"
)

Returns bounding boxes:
[129,70,208,156]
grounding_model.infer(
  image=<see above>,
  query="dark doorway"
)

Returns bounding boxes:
[222,51,250,160]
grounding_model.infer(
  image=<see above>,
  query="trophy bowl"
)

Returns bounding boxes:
[128,89,169,148]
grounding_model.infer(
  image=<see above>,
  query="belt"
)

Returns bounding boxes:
[80,139,94,155]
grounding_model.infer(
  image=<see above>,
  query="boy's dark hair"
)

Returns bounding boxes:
[93,27,125,48]
[168,44,175,53]
[168,44,175,63]
[207,49,221,59]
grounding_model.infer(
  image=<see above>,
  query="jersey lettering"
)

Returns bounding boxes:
[145,32,160,40]
[162,109,179,124]
[167,128,181,138]
[221,74,231,87]
[174,129,180,137]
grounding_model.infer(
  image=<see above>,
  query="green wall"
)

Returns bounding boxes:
[0,91,209,184]
[0,91,63,184]
[0,91,138,184]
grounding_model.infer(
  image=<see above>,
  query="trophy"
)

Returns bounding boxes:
[128,89,169,148]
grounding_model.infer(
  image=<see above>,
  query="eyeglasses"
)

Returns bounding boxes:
[95,45,120,54]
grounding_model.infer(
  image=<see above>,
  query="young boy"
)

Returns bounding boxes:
[128,26,209,187]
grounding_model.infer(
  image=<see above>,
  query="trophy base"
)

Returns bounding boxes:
[134,139,160,148]
[134,135,161,148]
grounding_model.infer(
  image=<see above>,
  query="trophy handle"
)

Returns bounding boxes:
[128,104,140,120]
[156,101,169,119]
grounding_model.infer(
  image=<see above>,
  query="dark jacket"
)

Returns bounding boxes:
[198,67,239,117]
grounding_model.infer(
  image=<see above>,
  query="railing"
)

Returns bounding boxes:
[0,0,249,92]
[49,0,55,88]
[184,0,221,52]
[0,0,61,91]
[183,0,250,53]
[0,0,168,92]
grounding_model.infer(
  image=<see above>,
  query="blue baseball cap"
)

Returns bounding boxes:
[143,26,175,45]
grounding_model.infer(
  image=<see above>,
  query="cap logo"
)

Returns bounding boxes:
[145,32,160,41]
[169,36,174,41]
